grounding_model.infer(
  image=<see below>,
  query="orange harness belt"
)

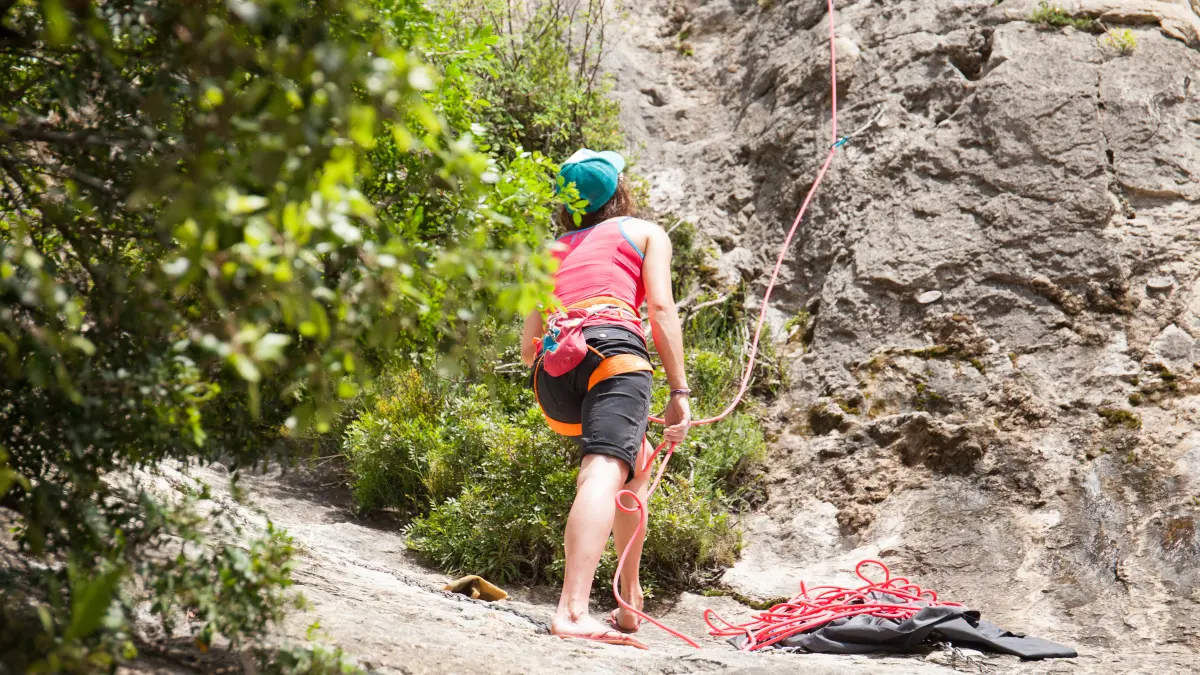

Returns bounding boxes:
[533,297,652,436]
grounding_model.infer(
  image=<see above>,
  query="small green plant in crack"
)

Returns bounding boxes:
[1153,364,1178,385]
[868,399,890,419]
[1138,363,1181,403]
[1128,392,1145,407]
[967,358,986,375]
[1029,1,1099,32]
[836,399,861,416]
[674,27,695,56]
[783,310,811,346]
[908,345,951,359]
[914,381,948,412]
[702,588,791,610]
[1098,407,1142,430]
[1102,28,1137,55]
[866,354,891,374]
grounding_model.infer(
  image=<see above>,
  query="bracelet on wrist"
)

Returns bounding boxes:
[670,388,691,397]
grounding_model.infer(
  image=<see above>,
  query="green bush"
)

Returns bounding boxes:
[343,369,447,513]
[2,485,305,672]
[403,401,579,583]
[451,0,625,158]
[371,370,749,593]
[680,414,769,495]
[639,479,740,589]
[149,520,303,651]
[351,214,775,593]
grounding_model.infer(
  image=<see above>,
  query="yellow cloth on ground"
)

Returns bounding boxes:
[443,575,508,601]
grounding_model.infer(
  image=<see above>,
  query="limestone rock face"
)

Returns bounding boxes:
[608,0,1200,665]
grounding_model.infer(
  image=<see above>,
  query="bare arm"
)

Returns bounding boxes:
[520,309,542,367]
[643,227,687,389]
[642,225,691,442]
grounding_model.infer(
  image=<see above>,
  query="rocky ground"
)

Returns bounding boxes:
[127,0,1199,672]
[121,463,1187,674]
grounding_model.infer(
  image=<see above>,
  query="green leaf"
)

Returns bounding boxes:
[337,380,359,399]
[226,194,270,215]
[66,563,125,641]
[349,105,378,148]
[253,334,292,363]
[41,0,70,46]
[230,354,261,383]
[69,336,96,356]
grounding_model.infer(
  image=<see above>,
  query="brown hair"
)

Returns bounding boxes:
[556,177,636,232]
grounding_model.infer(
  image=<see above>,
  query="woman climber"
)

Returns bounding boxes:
[521,149,692,648]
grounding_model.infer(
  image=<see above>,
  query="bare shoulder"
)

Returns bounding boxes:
[619,217,669,252]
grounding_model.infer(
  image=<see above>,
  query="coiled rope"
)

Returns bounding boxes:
[702,559,964,651]
[610,0,851,649]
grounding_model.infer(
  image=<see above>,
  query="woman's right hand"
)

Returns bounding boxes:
[663,394,692,445]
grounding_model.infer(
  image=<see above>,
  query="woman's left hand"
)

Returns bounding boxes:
[663,394,691,444]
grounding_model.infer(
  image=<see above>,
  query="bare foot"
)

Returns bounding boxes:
[551,612,647,649]
[611,588,644,633]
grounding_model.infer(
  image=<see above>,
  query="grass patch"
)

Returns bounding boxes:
[1137,363,1181,403]
[1098,407,1142,430]
[1102,28,1137,55]
[1029,1,1100,32]
[907,345,952,359]
[866,354,891,374]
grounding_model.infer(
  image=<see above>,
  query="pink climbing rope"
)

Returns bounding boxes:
[611,0,847,648]
[702,560,965,652]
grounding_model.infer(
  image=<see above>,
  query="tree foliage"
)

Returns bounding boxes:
[455,0,624,158]
[0,0,732,668]
[0,0,575,669]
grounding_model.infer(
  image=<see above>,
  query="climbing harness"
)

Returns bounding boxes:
[533,296,654,436]
[536,295,642,377]
[608,0,856,648]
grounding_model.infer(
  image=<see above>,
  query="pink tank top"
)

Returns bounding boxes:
[552,217,646,339]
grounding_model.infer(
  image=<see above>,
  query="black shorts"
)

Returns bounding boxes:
[532,325,652,482]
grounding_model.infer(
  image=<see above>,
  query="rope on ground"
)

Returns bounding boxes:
[610,0,848,648]
[701,560,965,652]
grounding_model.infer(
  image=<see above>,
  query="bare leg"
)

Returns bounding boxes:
[610,437,651,631]
[551,454,643,647]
